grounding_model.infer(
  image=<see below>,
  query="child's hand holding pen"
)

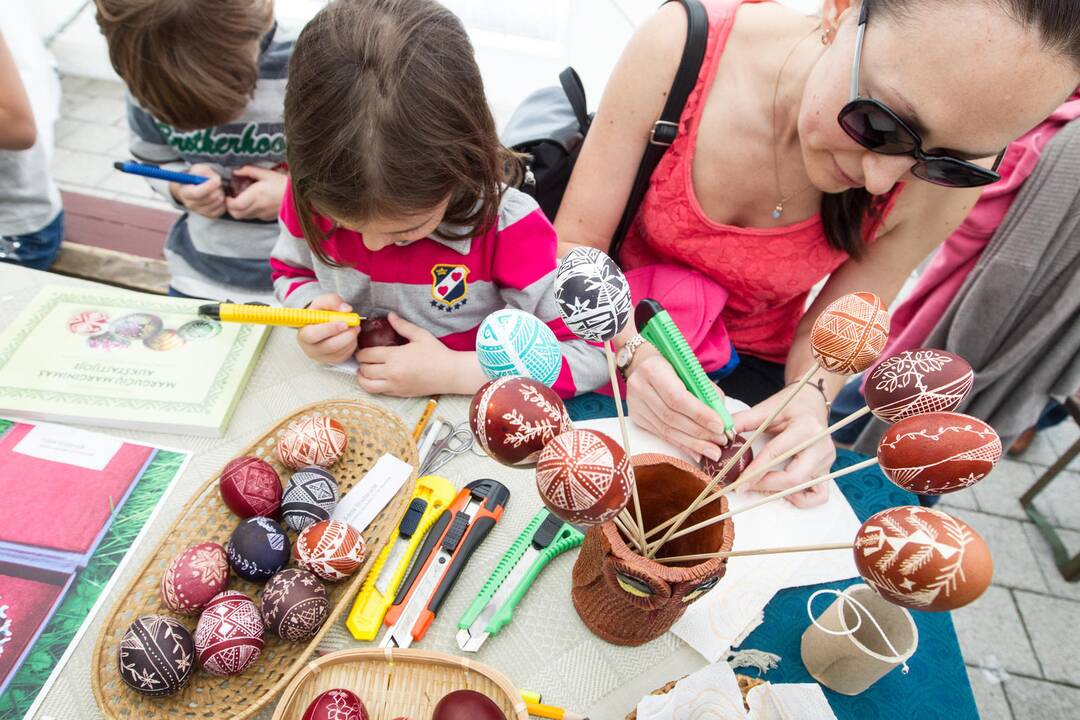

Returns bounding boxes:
[225,165,288,221]
[170,164,225,218]
[296,293,361,364]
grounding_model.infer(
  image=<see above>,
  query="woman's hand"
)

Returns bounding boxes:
[296,294,360,364]
[625,344,730,462]
[732,385,835,508]
[225,165,288,221]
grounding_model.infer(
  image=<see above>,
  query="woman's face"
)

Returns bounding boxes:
[798,0,1079,196]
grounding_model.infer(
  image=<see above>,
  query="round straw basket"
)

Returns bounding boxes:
[272,647,528,719]
[91,399,417,720]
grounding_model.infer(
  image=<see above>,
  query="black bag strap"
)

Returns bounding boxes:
[610,0,709,261]
[559,67,591,133]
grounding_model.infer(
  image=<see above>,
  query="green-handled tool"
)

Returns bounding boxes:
[456,509,583,652]
[636,298,736,439]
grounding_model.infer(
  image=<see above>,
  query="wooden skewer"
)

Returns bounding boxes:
[604,341,647,550]
[645,457,878,553]
[645,364,820,556]
[654,541,853,565]
[613,515,644,552]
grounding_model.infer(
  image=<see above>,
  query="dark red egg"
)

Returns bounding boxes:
[699,434,754,485]
[470,376,572,467]
[301,688,368,720]
[357,317,407,349]
[219,456,282,518]
[536,429,634,525]
[865,348,974,423]
[877,411,1001,495]
[432,690,506,720]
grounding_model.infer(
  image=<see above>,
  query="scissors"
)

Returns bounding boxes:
[417,419,475,476]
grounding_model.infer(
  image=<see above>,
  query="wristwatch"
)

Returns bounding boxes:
[616,334,648,377]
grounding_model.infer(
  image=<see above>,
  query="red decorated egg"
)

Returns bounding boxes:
[854,505,992,611]
[302,688,369,720]
[261,568,329,642]
[219,456,282,518]
[865,349,974,423]
[160,542,229,614]
[276,415,348,469]
[357,316,407,349]
[810,292,890,375]
[194,591,264,676]
[877,411,1001,495]
[432,690,505,720]
[293,519,367,581]
[470,376,573,467]
[700,434,754,485]
[536,429,634,525]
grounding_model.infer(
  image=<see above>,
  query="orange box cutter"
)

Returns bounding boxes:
[379,479,509,648]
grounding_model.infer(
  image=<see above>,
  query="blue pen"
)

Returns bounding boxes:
[113,161,208,185]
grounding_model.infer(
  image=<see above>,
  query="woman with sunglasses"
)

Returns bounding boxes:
[556,0,1080,506]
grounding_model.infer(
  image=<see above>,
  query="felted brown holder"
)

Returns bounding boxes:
[571,453,735,646]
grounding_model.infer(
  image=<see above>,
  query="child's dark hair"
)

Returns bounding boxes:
[285,0,520,265]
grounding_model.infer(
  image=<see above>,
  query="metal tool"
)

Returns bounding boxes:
[457,508,584,652]
[345,475,455,641]
[379,479,510,649]
[417,419,474,476]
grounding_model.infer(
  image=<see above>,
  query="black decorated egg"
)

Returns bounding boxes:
[226,517,290,582]
[117,615,195,696]
[281,466,339,532]
[261,568,330,642]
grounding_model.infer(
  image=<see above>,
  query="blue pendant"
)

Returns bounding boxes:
[772,207,782,220]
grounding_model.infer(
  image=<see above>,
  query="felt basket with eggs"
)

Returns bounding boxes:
[91,399,417,720]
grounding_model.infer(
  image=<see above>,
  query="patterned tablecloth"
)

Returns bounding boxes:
[4,266,977,720]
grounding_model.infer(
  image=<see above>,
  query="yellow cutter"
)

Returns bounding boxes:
[346,475,455,640]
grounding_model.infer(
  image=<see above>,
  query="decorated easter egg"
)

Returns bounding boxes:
[536,429,634,525]
[194,591,264,676]
[294,519,367,581]
[302,689,369,720]
[177,318,222,340]
[865,348,974,423]
[117,616,195,696]
[877,411,1001,495]
[854,505,992,611]
[68,310,109,335]
[700,434,754,485]
[144,329,186,351]
[219,456,282,518]
[432,690,505,720]
[276,415,349,469]
[476,308,562,387]
[87,332,130,351]
[810,292,890,375]
[470,376,573,467]
[160,542,229,614]
[111,313,164,340]
[281,466,339,532]
[356,316,407,349]
[554,246,633,342]
[261,568,329,642]
[227,517,291,582]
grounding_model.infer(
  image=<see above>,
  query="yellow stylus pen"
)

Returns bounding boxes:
[346,475,456,641]
[198,302,362,327]
[526,702,587,720]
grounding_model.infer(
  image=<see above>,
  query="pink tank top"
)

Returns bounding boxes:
[620,0,899,364]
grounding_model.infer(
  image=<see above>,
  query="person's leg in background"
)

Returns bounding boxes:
[0,209,63,271]
[1009,398,1071,455]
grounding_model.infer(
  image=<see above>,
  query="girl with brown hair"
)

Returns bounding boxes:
[270,0,605,398]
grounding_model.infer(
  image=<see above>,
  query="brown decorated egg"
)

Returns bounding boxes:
[470,376,572,467]
[117,616,195,696]
[536,429,634,525]
[261,568,329,642]
[810,292,890,375]
[877,411,1001,495]
[194,591,264,676]
[700,434,754,485]
[302,689,369,720]
[865,348,974,423]
[219,455,282,518]
[160,542,229,614]
[276,415,348,469]
[854,505,992,611]
[356,316,406,349]
[432,690,505,720]
[293,519,367,581]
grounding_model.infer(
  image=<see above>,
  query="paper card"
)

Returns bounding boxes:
[747,683,837,720]
[331,454,413,534]
[12,422,123,471]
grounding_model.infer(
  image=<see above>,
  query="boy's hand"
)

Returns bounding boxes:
[225,165,288,221]
[296,294,360,364]
[171,164,226,218]
[355,313,486,397]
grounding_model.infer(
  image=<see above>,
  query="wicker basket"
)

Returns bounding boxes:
[92,399,418,720]
[271,648,528,719]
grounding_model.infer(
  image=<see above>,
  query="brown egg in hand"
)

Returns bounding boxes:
[699,434,754,485]
[356,316,407,349]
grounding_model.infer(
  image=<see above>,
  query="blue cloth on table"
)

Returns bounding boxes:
[566,397,979,720]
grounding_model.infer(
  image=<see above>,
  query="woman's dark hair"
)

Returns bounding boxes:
[284,0,520,265]
[823,0,1080,258]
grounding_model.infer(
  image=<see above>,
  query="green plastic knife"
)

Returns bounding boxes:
[456,509,583,652]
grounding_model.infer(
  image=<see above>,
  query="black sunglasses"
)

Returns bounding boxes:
[837,0,1003,188]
